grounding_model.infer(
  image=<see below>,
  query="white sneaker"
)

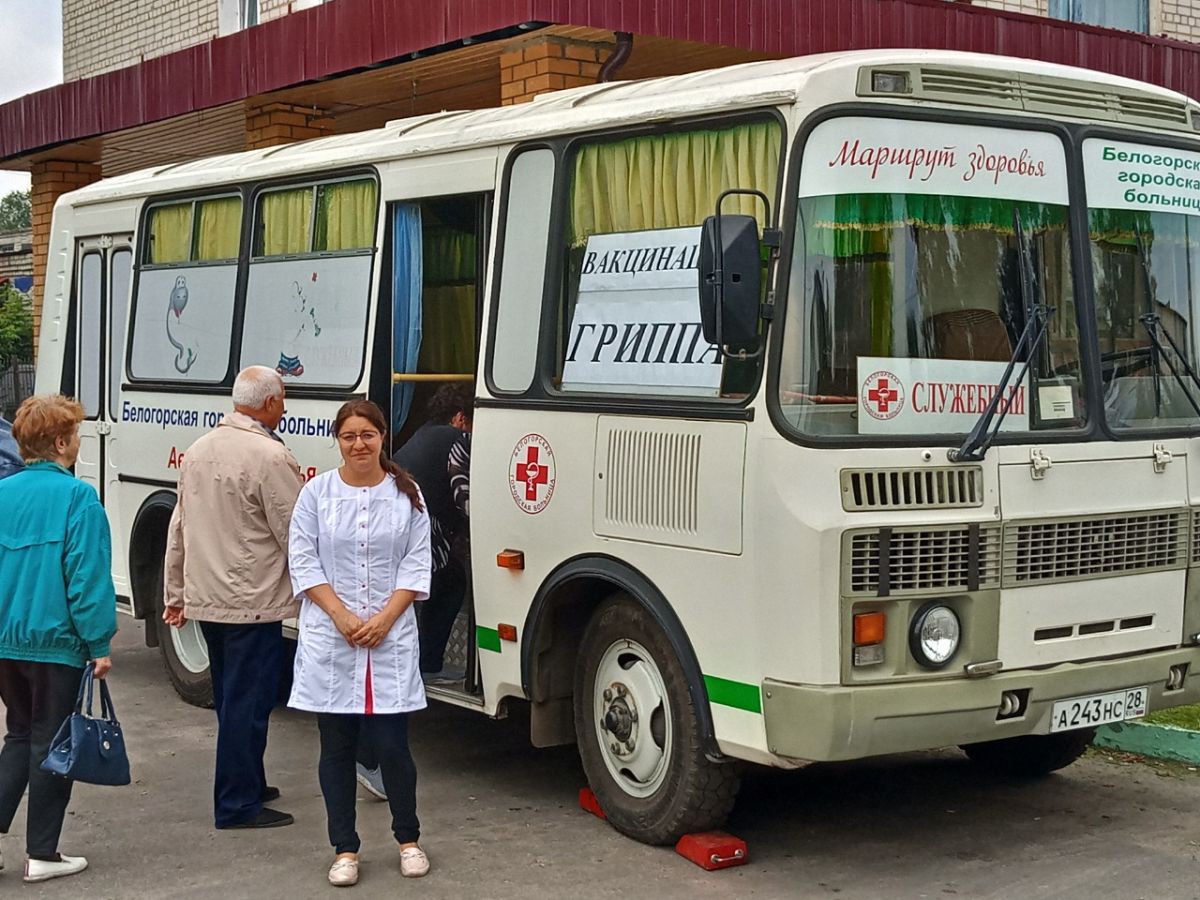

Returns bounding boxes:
[400,846,429,878]
[23,854,88,883]
[328,855,359,887]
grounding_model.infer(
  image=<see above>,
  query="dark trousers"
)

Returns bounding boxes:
[0,659,84,858]
[416,559,467,673]
[318,713,419,853]
[199,620,283,828]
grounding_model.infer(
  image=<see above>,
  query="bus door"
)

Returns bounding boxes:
[73,236,134,512]
[387,189,490,698]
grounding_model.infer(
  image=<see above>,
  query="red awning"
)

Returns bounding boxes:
[3,0,1200,162]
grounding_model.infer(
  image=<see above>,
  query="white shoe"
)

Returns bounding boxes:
[23,854,88,883]
[400,846,429,878]
[328,856,359,887]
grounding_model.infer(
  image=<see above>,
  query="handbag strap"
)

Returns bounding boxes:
[75,663,95,716]
[96,678,119,723]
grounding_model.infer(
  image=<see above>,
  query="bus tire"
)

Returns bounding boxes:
[150,556,214,709]
[573,596,740,845]
[960,728,1095,777]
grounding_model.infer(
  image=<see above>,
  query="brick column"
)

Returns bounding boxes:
[30,160,101,353]
[245,101,334,150]
[499,36,610,106]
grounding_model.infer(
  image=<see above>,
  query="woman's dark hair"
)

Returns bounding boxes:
[334,399,423,511]
[427,382,475,425]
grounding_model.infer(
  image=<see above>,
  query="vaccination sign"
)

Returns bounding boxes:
[857,357,1032,435]
[1083,138,1200,216]
[801,118,1069,204]
[562,226,722,396]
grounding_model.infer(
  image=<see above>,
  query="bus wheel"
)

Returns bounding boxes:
[573,596,740,845]
[151,558,214,708]
[960,729,1095,777]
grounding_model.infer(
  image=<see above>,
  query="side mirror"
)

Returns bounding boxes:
[698,213,762,351]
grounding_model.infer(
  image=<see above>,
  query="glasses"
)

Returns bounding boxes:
[338,430,381,444]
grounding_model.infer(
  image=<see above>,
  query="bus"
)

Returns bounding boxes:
[36,49,1200,845]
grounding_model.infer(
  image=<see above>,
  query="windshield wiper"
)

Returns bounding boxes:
[949,208,1053,463]
[1132,222,1200,419]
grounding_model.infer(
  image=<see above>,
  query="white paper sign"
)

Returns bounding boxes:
[131,265,239,382]
[857,357,1030,435]
[801,118,1068,204]
[562,227,722,395]
[1083,138,1200,216]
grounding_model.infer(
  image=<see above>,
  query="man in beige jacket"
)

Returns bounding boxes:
[164,366,302,830]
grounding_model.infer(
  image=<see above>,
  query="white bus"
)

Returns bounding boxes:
[36,49,1200,845]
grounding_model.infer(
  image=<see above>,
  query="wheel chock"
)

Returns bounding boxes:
[674,831,748,871]
[578,787,606,819]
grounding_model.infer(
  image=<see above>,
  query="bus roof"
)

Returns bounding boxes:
[66,48,1199,207]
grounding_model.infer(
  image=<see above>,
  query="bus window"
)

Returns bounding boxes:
[242,177,378,387]
[555,119,780,399]
[130,195,243,383]
[491,148,554,394]
[109,247,132,420]
[78,252,103,417]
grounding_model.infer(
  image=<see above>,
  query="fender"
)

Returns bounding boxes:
[521,554,721,759]
[128,490,177,624]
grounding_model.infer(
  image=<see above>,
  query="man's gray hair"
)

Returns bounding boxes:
[232,366,284,410]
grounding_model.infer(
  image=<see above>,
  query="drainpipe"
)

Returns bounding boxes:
[599,32,633,82]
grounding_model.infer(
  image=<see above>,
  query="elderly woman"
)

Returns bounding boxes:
[0,395,117,884]
[288,399,432,888]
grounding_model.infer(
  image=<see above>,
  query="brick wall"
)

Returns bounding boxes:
[969,0,1048,15]
[1159,0,1200,40]
[63,0,219,81]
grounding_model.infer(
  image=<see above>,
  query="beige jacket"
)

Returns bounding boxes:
[165,412,303,624]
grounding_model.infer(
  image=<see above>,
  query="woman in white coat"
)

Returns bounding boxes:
[288,399,432,887]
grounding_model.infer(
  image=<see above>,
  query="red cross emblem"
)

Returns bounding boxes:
[861,370,904,420]
[510,434,556,514]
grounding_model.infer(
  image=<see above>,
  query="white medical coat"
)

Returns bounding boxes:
[287,469,432,714]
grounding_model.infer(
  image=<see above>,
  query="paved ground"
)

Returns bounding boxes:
[3,627,1200,899]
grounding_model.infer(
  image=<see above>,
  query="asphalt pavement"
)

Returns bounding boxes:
[3,626,1200,899]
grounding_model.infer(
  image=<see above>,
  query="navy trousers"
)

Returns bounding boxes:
[199,621,283,828]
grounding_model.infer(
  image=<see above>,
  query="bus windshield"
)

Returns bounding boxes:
[777,117,1084,440]
[1084,138,1200,431]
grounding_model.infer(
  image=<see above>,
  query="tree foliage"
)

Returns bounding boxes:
[0,190,32,232]
[0,283,33,365]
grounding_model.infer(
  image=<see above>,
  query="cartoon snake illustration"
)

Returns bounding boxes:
[165,275,197,374]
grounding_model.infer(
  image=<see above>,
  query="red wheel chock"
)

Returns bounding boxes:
[578,787,606,819]
[674,831,748,871]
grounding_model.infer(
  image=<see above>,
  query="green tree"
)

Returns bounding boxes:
[0,283,33,365]
[0,190,31,231]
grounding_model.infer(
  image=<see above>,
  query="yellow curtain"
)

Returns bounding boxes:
[148,203,192,264]
[194,197,243,260]
[419,285,475,373]
[259,188,312,255]
[315,180,378,251]
[570,122,781,245]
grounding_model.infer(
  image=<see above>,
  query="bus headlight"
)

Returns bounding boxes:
[909,604,961,669]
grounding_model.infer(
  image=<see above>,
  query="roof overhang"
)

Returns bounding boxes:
[4,0,1200,166]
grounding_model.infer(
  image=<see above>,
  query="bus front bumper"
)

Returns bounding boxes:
[761,647,1200,762]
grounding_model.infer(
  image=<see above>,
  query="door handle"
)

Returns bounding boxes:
[96,421,112,435]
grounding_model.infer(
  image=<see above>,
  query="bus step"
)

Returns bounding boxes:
[675,832,748,871]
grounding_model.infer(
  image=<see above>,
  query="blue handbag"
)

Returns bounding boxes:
[40,664,131,786]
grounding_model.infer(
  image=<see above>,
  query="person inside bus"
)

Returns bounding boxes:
[0,394,117,883]
[354,383,473,801]
[162,365,302,830]
[0,414,22,480]
[287,399,432,886]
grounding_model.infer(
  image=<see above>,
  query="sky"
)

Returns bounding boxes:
[0,0,64,200]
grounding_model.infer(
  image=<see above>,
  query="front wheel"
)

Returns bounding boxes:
[573,596,740,845]
[151,557,213,708]
[960,728,1095,777]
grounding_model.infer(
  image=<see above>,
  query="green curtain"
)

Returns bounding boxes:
[570,121,780,246]
[148,203,192,264]
[193,197,243,260]
[259,188,312,255]
[315,179,378,251]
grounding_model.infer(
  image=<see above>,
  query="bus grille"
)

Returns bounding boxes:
[841,466,982,511]
[1003,510,1188,587]
[602,428,701,535]
[1192,508,1200,566]
[844,524,1002,597]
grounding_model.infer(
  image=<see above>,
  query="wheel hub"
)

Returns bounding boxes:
[601,688,636,746]
[591,639,672,797]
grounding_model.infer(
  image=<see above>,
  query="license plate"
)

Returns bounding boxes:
[1049,687,1149,733]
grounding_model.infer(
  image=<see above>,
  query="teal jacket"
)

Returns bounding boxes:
[0,461,117,666]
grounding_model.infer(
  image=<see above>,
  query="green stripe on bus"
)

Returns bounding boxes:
[476,626,502,653]
[703,675,762,714]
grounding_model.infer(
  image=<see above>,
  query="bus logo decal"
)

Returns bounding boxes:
[510,434,556,515]
[861,370,905,421]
